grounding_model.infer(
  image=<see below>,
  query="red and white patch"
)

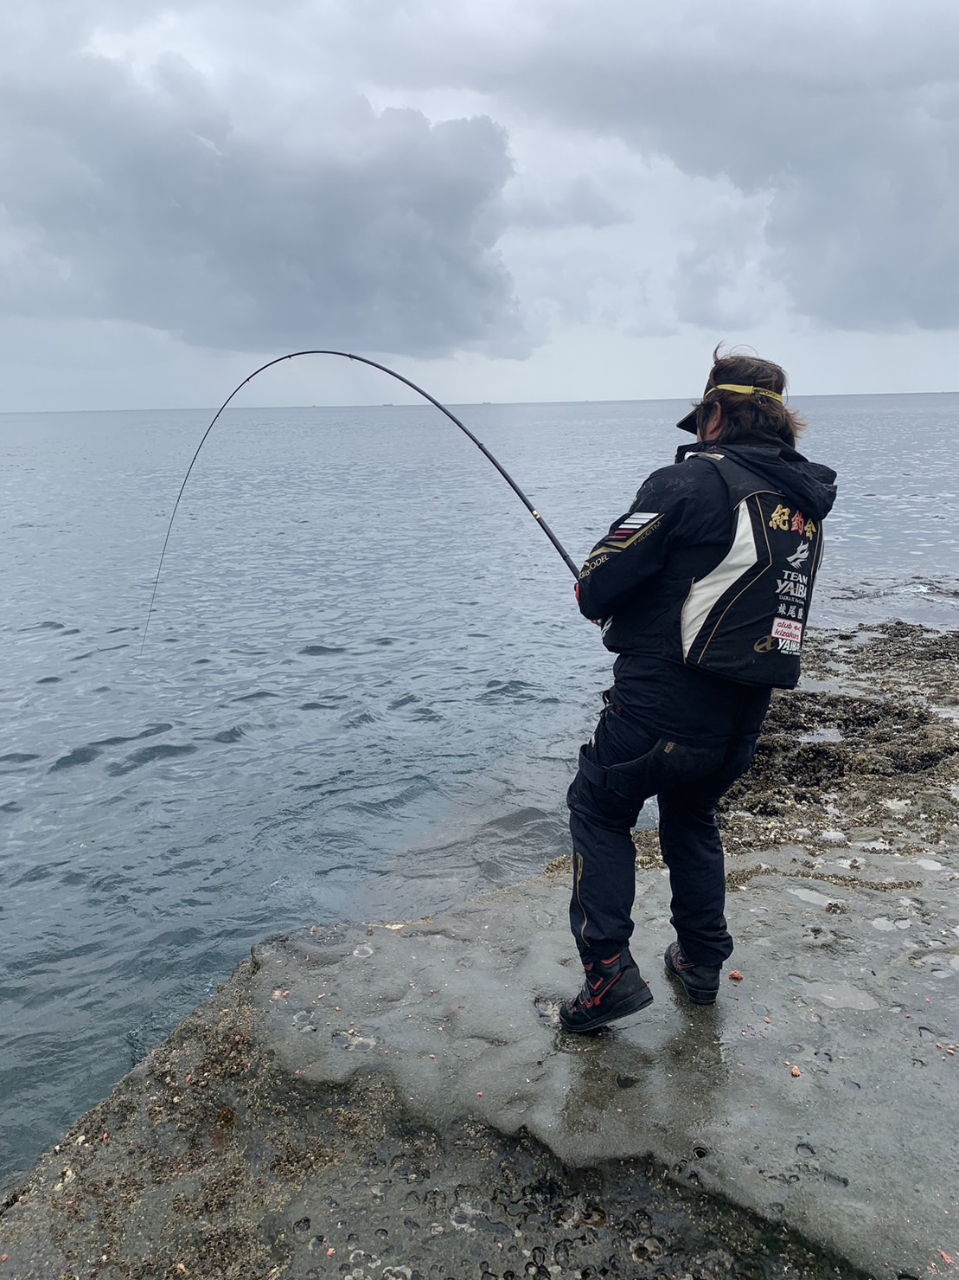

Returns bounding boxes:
[608,511,660,541]
[771,617,804,645]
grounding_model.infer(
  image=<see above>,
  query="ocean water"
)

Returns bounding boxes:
[2,392,958,1185]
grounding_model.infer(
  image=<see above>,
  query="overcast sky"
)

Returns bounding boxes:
[2,0,957,410]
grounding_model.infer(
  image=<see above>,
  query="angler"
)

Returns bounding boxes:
[560,348,838,1032]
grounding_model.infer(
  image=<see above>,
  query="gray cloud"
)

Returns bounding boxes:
[4,0,958,375]
[0,46,524,357]
[546,11,959,331]
[504,176,628,230]
[324,0,959,332]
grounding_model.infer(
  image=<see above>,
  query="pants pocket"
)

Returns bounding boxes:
[605,738,727,799]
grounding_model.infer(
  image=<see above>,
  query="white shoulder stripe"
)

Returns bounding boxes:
[617,511,660,529]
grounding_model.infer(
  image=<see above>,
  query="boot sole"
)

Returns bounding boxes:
[664,959,718,1006]
[558,985,654,1034]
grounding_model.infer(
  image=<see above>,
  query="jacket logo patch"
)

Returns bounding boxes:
[786,541,810,569]
[772,617,803,645]
[608,511,660,542]
[579,552,610,580]
[601,513,664,553]
[776,570,808,599]
[755,631,802,656]
[769,504,817,540]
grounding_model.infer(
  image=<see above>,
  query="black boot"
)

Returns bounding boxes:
[559,950,653,1033]
[664,941,721,1005]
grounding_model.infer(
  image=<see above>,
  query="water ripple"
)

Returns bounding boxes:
[105,743,199,776]
[49,746,102,772]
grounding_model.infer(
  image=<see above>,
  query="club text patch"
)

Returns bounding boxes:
[771,617,803,645]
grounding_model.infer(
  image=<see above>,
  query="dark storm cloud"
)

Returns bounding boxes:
[0,49,524,357]
[344,0,959,332]
[6,0,957,354]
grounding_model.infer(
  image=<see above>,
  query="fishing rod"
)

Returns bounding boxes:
[140,350,578,654]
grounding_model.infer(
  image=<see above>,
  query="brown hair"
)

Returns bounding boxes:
[694,345,806,448]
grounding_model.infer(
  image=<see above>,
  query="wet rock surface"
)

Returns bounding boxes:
[0,964,868,1280]
[719,621,959,858]
[2,623,958,1279]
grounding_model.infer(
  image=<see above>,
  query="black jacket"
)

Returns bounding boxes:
[577,439,838,690]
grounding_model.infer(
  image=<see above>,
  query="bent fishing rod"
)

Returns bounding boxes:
[141,350,578,655]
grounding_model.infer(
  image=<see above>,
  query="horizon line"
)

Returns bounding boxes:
[3,387,959,417]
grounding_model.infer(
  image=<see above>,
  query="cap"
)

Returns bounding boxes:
[675,383,785,434]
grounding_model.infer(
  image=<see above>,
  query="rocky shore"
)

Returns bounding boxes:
[2,623,957,1280]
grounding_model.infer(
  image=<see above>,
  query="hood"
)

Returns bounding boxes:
[676,439,837,522]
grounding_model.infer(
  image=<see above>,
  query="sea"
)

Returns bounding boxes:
[2,392,958,1187]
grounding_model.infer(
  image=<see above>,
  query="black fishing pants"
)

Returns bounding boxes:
[567,694,760,969]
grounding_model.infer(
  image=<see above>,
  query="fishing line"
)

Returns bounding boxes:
[140,349,577,655]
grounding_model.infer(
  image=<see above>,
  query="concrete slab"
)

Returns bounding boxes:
[222,838,959,1276]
